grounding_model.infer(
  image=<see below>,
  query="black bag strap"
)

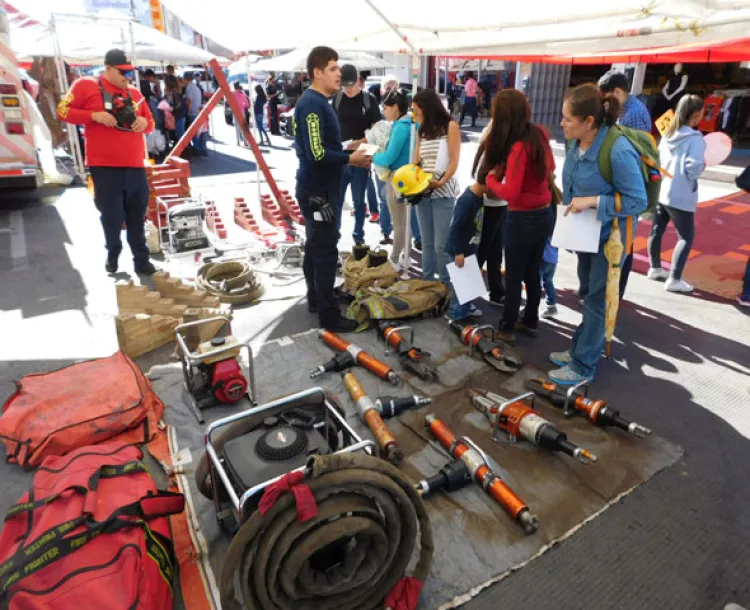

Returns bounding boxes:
[0,491,184,596]
[4,461,149,521]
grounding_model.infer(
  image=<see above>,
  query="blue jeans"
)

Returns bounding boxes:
[374,174,392,236]
[174,116,186,142]
[254,112,270,143]
[502,208,551,331]
[742,255,750,298]
[411,206,422,243]
[541,261,557,306]
[416,196,455,284]
[447,254,476,320]
[339,165,369,243]
[189,115,208,155]
[570,248,610,379]
[366,172,380,216]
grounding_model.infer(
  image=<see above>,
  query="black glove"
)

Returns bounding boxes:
[310,196,336,224]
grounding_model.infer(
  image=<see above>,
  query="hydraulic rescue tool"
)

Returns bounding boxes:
[414,460,471,497]
[469,389,597,464]
[376,321,439,382]
[447,321,522,373]
[425,414,539,534]
[342,371,404,464]
[311,330,401,385]
[525,378,652,437]
[375,395,432,418]
[175,317,256,424]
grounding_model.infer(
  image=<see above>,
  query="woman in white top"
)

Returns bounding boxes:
[411,90,461,283]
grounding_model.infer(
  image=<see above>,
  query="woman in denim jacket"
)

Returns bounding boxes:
[549,84,647,385]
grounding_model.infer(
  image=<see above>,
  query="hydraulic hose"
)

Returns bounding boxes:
[196,260,264,305]
[219,452,433,610]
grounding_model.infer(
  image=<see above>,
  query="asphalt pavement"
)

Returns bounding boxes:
[0,110,749,610]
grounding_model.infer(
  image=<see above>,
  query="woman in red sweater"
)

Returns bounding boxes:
[484,90,555,343]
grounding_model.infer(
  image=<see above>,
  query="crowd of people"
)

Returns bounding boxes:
[139,64,209,158]
[293,45,748,388]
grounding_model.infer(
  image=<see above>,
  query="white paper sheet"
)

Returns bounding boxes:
[551,205,602,253]
[446,255,487,305]
[357,143,380,156]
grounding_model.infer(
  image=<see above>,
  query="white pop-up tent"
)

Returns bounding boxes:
[8,10,216,66]
[249,47,394,73]
[163,0,750,57]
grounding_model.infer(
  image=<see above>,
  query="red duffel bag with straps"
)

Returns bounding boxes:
[0,441,185,609]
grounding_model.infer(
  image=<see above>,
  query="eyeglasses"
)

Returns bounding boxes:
[118,69,133,79]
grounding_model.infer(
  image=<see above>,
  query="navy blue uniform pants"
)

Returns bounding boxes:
[89,166,150,267]
[297,184,341,326]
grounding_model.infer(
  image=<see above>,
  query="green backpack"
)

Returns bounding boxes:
[597,124,663,215]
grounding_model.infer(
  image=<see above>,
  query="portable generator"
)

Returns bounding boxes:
[197,388,375,532]
[166,201,209,253]
[175,317,257,424]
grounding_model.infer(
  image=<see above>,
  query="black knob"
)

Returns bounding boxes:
[211,337,226,347]
[263,417,279,428]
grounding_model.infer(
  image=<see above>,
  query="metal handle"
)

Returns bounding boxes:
[175,316,233,363]
[492,392,536,442]
[564,379,590,417]
[384,325,414,357]
[467,324,495,357]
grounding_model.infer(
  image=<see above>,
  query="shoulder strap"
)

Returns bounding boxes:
[362,91,371,114]
[597,125,622,186]
[334,90,344,112]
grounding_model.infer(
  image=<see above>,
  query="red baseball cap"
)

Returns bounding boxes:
[104,49,134,71]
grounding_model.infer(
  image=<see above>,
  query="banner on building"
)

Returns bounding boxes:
[149,0,164,32]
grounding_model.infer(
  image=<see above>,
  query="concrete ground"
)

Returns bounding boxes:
[1,109,749,610]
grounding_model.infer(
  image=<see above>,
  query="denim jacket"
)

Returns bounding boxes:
[562,125,648,243]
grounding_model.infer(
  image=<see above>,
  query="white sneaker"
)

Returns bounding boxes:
[647,267,668,281]
[541,305,558,319]
[665,278,694,293]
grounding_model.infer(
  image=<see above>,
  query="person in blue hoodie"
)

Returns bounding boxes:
[445,185,484,320]
[647,95,706,293]
[372,89,413,266]
[549,84,648,385]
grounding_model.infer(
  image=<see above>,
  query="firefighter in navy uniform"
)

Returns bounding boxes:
[58,49,156,275]
[294,46,371,332]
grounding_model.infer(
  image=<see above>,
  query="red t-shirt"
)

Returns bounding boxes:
[486,134,555,211]
[57,76,154,168]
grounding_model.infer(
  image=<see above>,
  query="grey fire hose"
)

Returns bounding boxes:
[219,452,434,610]
[196,260,264,305]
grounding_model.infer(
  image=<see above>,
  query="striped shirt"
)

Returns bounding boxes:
[420,136,460,199]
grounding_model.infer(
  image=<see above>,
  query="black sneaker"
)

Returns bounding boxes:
[134,261,157,276]
[413,240,422,251]
[105,259,118,274]
[380,236,394,245]
[323,316,358,333]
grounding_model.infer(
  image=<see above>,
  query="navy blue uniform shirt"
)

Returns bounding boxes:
[294,88,350,193]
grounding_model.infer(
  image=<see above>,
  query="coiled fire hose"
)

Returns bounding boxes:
[196,260,264,305]
[219,452,434,610]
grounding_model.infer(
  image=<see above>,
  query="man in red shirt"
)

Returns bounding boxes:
[57,49,156,275]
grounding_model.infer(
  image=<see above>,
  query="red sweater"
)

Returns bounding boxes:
[57,76,154,168]
[485,137,555,211]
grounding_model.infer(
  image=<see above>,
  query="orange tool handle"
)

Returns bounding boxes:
[356,352,394,381]
[427,417,457,451]
[364,409,400,459]
[342,372,365,402]
[477,465,528,518]
[383,326,402,349]
[320,330,351,352]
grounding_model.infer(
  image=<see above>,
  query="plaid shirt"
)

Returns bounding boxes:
[620,95,652,132]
